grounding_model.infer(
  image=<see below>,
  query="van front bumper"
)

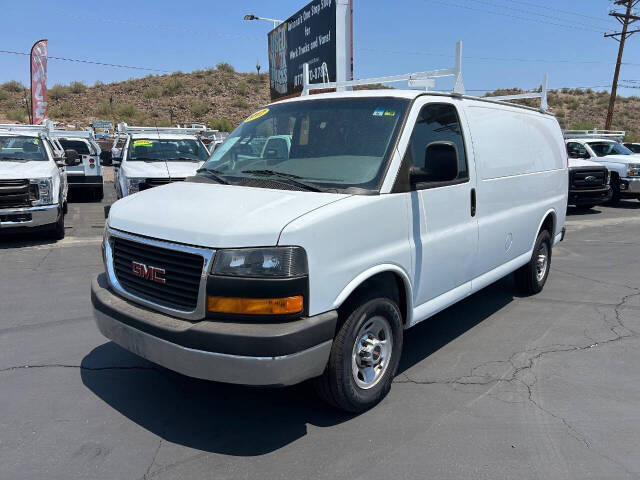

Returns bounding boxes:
[0,204,59,230]
[91,274,337,386]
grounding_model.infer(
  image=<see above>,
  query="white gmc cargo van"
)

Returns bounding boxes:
[92,81,568,411]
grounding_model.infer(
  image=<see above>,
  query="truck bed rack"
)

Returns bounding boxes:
[563,129,626,141]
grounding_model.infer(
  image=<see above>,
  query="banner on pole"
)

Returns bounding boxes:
[30,39,48,125]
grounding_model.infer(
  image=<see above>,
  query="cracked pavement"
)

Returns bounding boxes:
[1,180,639,480]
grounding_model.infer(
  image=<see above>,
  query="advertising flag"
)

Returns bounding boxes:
[30,39,48,124]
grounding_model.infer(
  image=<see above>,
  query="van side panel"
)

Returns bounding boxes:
[464,104,567,281]
[278,194,413,318]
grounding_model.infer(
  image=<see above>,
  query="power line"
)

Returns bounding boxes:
[422,0,605,33]
[503,0,615,24]
[461,0,612,31]
[0,49,171,73]
[357,46,640,66]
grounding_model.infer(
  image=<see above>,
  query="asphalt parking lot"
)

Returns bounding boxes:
[1,175,639,480]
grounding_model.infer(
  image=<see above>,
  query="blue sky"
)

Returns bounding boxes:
[1,0,638,95]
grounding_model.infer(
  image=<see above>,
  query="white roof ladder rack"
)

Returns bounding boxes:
[116,122,207,136]
[489,74,549,112]
[301,41,465,95]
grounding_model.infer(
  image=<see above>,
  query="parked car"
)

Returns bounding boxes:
[564,131,640,204]
[92,80,568,412]
[566,147,611,209]
[111,123,210,198]
[51,130,104,201]
[0,122,79,239]
[623,142,640,154]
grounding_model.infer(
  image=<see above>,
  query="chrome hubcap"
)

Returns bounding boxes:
[351,316,393,389]
[535,243,549,282]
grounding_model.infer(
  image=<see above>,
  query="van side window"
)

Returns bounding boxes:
[409,103,468,186]
[567,142,587,159]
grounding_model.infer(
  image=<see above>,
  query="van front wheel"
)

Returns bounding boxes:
[314,296,403,413]
[515,230,551,295]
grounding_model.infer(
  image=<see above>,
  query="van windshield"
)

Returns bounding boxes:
[587,141,632,157]
[0,135,48,161]
[127,138,209,162]
[201,97,409,192]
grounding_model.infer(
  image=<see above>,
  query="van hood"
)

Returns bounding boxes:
[0,161,53,180]
[108,181,351,248]
[123,160,204,179]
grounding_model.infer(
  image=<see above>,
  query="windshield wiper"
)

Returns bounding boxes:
[174,156,201,162]
[196,167,230,185]
[241,169,322,192]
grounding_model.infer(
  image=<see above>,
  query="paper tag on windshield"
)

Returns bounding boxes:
[245,108,269,123]
[133,140,152,147]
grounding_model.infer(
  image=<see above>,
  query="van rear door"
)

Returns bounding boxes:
[403,100,478,312]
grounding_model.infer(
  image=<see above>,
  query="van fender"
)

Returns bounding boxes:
[531,208,557,251]
[332,264,414,324]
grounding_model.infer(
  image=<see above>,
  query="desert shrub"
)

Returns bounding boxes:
[235,81,249,96]
[143,86,162,99]
[554,110,565,119]
[216,62,235,73]
[207,117,233,132]
[0,90,10,102]
[190,101,210,117]
[246,73,263,85]
[1,80,24,92]
[49,102,73,118]
[231,98,249,109]
[94,80,104,87]
[155,118,172,127]
[163,77,183,95]
[567,99,580,110]
[570,122,595,130]
[69,81,86,94]
[7,108,26,122]
[95,100,112,117]
[115,103,138,120]
[48,83,69,100]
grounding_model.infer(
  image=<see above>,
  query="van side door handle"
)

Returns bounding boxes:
[470,188,476,217]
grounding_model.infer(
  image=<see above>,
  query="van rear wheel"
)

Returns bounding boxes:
[313,295,403,413]
[515,230,551,295]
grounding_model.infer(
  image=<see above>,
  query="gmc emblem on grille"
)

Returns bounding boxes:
[131,261,166,284]
[585,175,597,183]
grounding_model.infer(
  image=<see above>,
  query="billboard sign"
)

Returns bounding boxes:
[268,0,353,100]
[30,39,48,125]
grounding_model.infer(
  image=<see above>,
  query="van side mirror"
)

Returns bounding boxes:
[100,150,113,166]
[409,142,459,184]
[64,149,81,166]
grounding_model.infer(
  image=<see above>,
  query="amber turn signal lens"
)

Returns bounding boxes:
[207,296,303,315]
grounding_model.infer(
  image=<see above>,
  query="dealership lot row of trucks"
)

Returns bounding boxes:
[2,54,640,411]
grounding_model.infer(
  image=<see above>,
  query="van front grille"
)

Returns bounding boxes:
[570,168,607,190]
[0,179,32,208]
[112,237,204,311]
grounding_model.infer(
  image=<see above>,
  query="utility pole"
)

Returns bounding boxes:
[604,0,640,129]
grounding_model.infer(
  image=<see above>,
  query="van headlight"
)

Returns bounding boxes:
[211,247,308,277]
[126,177,145,194]
[29,178,53,205]
[627,164,640,177]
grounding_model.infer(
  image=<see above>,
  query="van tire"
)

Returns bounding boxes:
[313,294,403,413]
[515,230,551,295]
[63,201,68,215]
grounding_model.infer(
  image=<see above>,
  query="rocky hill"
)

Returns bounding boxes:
[0,66,638,139]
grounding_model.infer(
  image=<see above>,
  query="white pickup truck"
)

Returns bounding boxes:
[92,54,568,412]
[0,122,80,239]
[564,130,640,204]
[109,124,210,198]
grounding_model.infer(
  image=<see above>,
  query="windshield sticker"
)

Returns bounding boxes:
[133,139,153,147]
[384,110,396,117]
[373,108,385,116]
[245,108,270,123]
[33,138,40,144]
